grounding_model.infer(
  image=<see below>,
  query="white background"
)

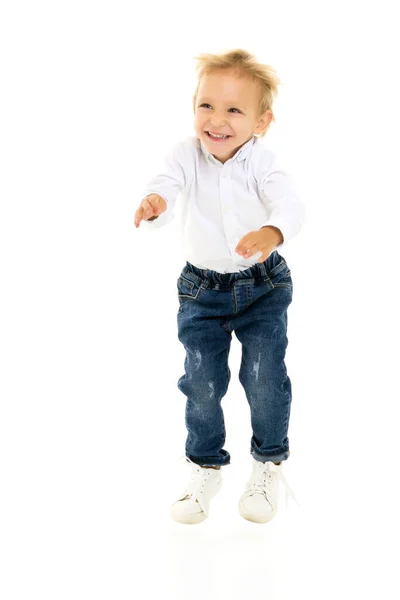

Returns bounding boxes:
[1,1,399,598]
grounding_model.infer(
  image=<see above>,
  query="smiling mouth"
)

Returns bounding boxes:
[206,131,232,141]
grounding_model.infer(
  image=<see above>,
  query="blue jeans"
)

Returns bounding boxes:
[176,250,293,468]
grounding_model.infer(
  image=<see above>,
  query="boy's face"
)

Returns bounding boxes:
[193,69,272,163]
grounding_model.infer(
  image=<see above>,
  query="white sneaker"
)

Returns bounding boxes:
[238,458,299,523]
[170,457,223,524]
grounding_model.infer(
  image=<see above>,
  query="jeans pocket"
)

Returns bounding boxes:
[268,259,292,290]
[272,270,292,290]
[177,273,202,300]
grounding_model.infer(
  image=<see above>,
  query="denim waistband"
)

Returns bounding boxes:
[183,251,287,289]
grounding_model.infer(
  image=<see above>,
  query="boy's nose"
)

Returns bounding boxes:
[209,112,226,126]
[209,120,227,129]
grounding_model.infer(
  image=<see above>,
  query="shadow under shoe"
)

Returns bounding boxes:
[170,457,223,524]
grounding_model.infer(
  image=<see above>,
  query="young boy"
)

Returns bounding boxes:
[134,49,305,525]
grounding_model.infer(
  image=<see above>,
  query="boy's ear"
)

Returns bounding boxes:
[254,110,273,136]
[193,95,197,114]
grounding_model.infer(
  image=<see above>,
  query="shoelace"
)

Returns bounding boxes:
[247,461,300,509]
[178,455,216,515]
[177,456,300,513]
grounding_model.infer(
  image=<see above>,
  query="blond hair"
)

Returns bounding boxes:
[193,48,282,137]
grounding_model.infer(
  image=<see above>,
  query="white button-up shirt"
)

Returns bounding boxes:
[140,135,306,273]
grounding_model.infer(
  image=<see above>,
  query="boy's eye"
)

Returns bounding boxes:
[199,103,241,114]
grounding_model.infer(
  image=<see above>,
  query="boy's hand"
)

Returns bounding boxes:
[235,226,283,262]
[134,194,167,228]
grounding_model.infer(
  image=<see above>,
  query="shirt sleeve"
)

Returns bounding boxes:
[258,153,306,249]
[140,141,186,230]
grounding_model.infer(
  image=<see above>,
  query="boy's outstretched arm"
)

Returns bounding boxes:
[135,141,187,230]
[257,152,306,249]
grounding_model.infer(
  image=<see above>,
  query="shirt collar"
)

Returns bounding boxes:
[199,135,257,164]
